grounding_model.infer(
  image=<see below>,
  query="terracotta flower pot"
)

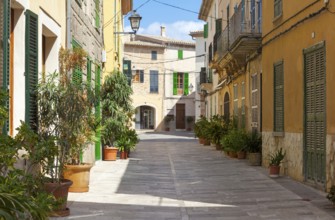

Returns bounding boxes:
[63,164,93,192]
[203,139,211,146]
[120,151,128,159]
[199,138,205,144]
[44,179,72,217]
[103,146,118,161]
[269,165,281,178]
[237,151,246,159]
[248,152,261,166]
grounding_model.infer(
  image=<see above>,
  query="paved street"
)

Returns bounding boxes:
[54,131,335,220]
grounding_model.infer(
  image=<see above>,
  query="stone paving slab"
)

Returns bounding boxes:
[51,131,335,220]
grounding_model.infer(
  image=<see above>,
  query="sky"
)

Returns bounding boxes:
[124,0,205,41]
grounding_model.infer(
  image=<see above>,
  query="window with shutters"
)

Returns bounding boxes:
[274,61,284,132]
[274,0,282,19]
[150,70,158,93]
[241,82,246,128]
[25,10,38,132]
[251,74,258,128]
[250,0,256,30]
[241,0,245,31]
[151,51,157,60]
[178,49,183,60]
[173,72,189,95]
[132,70,144,83]
[233,84,238,116]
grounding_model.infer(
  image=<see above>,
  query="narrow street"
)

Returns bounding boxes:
[56,132,335,220]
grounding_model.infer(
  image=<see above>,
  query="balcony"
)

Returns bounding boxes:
[199,67,212,93]
[212,0,262,73]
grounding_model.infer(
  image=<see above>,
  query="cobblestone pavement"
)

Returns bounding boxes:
[53,131,335,220]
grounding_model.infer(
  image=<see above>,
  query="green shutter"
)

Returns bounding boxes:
[25,10,39,132]
[178,50,183,60]
[1,0,10,134]
[215,19,222,34]
[183,73,189,95]
[173,72,177,95]
[274,61,284,132]
[87,57,92,88]
[72,39,83,84]
[95,64,101,160]
[95,0,100,28]
[204,23,208,38]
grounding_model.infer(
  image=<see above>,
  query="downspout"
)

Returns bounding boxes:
[66,0,72,49]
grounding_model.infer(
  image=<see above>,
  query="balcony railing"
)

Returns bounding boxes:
[213,0,262,65]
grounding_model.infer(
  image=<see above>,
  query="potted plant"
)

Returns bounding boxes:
[36,47,99,193]
[326,186,335,206]
[245,130,262,166]
[101,71,134,160]
[194,115,210,145]
[208,115,230,150]
[115,127,139,159]
[268,148,286,177]
[221,128,246,158]
[164,115,173,131]
[186,116,194,131]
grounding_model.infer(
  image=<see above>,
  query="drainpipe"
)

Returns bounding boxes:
[66,0,72,49]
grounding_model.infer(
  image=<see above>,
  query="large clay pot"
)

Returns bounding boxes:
[248,152,261,166]
[199,138,205,144]
[120,151,128,159]
[103,146,118,161]
[63,164,93,192]
[237,151,246,159]
[44,179,73,217]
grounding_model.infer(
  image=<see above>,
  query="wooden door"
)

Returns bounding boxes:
[304,42,326,187]
[176,104,185,129]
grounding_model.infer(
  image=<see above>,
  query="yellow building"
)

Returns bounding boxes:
[103,0,132,77]
[262,0,335,190]
[199,0,262,132]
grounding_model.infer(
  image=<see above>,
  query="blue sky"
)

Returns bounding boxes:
[125,0,204,40]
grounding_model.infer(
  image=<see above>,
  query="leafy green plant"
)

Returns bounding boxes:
[220,128,247,153]
[115,128,139,152]
[245,130,262,153]
[327,185,335,205]
[194,115,210,139]
[101,71,133,146]
[268,148,286,166]
[207,115,230,146]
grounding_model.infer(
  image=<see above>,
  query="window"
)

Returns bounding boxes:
[241,0,245,31]
[151,51,157,60]
[173,72,189,95]
[274,0,282,18]
[250,0,256,30]
[178,49,183,60]
[274,61,284,132]
[233,84,238,116]
[251,74,258,127]
[132,70,144,83]
[241,82,246,128]
[87,57,92,89]
[150,70,158,93]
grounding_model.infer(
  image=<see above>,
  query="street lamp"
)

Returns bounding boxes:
[115,10,142,34]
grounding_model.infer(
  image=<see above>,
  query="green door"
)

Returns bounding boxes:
[304,42,326,187]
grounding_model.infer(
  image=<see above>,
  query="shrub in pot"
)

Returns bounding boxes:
[221,128,246,158]
[194,116,211,145]
[245,130,262,166]
[268,148,286,177]
[186,116,194,131]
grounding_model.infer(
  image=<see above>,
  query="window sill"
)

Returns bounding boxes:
[273,13,283,23]
[272,132,284,137]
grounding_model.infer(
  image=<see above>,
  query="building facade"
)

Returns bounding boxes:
[262,0,335,190]
[199,0,262,132]
[103,0,132,76]
[124,28,196,131]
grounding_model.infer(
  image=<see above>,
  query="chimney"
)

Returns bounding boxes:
[160,26,166,37]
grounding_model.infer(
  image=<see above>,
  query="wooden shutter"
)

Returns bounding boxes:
[274,61,284,132]
[95,64,101,160]
[183,73,189,95]
[87,58,92,88]
[72,40,83,84]
[204,23,208,38]
[140,70,144,83]
[215,19,222,34]
[178,50,183,60]
[173,72,177,95]
[95,0,100,28]
[25,10,38,131]
[1,0,10,133]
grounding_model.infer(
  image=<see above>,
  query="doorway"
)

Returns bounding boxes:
[176,104,185,129]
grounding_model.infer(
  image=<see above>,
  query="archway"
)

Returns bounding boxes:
[135,106,156,129]
[224,92,230,120]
